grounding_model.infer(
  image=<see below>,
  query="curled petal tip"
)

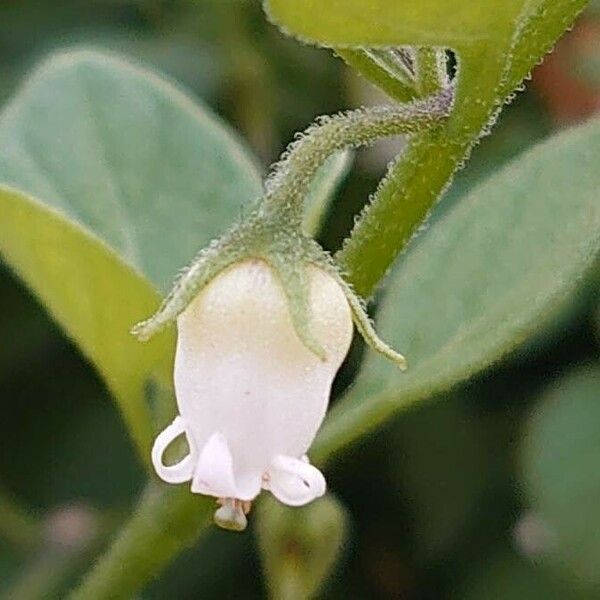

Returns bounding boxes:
[267,455,327,507]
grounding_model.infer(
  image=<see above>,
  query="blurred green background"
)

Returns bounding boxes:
[0,1,599,598]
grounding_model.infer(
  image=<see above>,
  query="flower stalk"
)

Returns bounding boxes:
[261,88,453,225]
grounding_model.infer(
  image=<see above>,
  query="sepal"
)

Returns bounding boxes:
[269,254,327,361]
[131,227,248,341]
[322,261,408,371]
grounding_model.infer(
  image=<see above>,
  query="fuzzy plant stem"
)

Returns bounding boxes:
[260,88,453,225]
[335,0,588,301]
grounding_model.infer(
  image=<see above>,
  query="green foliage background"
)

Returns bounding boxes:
[0,1,599,598]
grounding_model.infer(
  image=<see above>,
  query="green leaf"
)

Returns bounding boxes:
[390,397,503,560]
[264,0,527,49]
[0,49,262,293]
[0,49,263,459]
[314,117,600,461]
[522,364,600,588]
[0,185,169,461]
[256,494,348,600]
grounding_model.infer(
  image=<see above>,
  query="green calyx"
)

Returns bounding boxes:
[131,208,407,370]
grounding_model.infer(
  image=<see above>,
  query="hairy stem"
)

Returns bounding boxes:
[261,90,453,224]
[414,47,446,96]
[335,44,508,298]
[335,0,588,300]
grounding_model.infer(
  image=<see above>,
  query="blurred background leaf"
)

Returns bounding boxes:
[522,364,600,591]
[303,151,353,237]
[0,185,170,465]
[453,550,587,600]
[0,49,263,293]
[256,494,349,599]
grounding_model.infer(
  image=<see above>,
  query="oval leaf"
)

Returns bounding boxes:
[0,49,262,292]
[0,186,169,460]
[316,117,600,460]
[264,0,527,49]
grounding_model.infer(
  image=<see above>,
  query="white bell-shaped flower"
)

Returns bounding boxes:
[151,259,353,514]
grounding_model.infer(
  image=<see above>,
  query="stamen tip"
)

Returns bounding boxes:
[214,500,248,532]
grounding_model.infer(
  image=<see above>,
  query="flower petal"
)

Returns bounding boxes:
[174,261,354,471]
[267,454,326,506]
[151,416,195,484]
[191,432,261,501]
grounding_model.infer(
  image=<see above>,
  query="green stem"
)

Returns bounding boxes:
[336,0,588,299]
[335,42,508,298]
[67,485,212,600]
[414,47,445,96]
[262,91,452,224]
[504,0,589,95]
